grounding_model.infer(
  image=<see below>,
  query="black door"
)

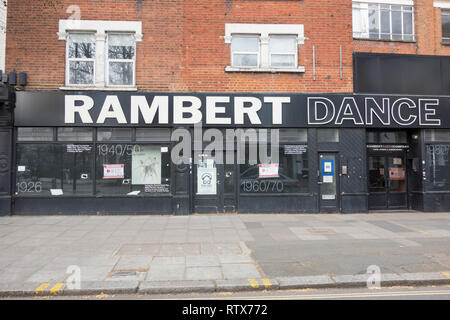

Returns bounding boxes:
[368,154,407,210]
[318,153,340,213]
[193,151,237,213]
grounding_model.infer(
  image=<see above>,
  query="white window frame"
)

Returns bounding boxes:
[269,35,298,69]
[106,33,137,87]
[66,32,96,86]
[58,20,142,90]
[225,24,305,73]
[352,1,415,41]
[231,34,260,68]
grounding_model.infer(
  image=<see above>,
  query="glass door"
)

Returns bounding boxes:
[319,153,339,212]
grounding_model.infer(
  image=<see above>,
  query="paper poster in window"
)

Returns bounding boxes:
[132,146,161,185]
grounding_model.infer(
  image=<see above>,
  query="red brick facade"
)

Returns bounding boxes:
[5,0,450,92]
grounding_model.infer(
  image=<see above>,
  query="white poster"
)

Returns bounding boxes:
[259,164,279,178]
[103,164,124,179]
[197,167,217,195]
[132,146,162,185]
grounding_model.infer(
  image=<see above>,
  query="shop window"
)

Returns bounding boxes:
[239,129,309,194]
[136,128,172,142]
[97,128,133,141]
[426,144,450,191]
[442,10,450,44]
[225,24,305,72]
[17,128,54,141]
[57,127,93,141]
[67,33,96,85]
[107,34,136,86]
[58,20,142,89]
[16,144,94,196]
[425,129,450,142]
[367,130,407,143]
[95,144,171,195]
[317,129,339,143]
[352,1,414,41]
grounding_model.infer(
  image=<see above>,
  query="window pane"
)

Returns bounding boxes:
[69,61,94,85]
[16,144,55,195]
[96,144,171,195]
[425,129,450,142]
[380,8,390,37]
[317,129,339,143]
[353,3,369,37]
[426,145,450,191]
[392,8,402,40]
[68,34,95,59]
[136,129,171,142]
[240,145,309,194]
[109,62,134,85]
[367,130,407,143]
[57,128,93,141]
[270,54,296,68]
[443,11,450,41]
[269,37,296,52]
[232,53,258,67]
[56,144,94,195]
[18,128,53,141]
[97,128,133,141]
[231,36,259,52]
[403,11,413,36]
[279,129,307,143]
[108,34,135,59]
[368,4,380,39]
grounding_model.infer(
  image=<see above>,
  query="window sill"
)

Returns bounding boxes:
[225,66,305,73]
[60,86,139,91]
[353,37,416,44]
[441,42,450,46]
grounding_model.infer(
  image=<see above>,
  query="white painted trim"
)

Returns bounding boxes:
[59,86,138,91]
[58,20,143,41]
[225,24,305,44]
[352,0,414,5]
[434,1,450,9]
[225,66,305,73]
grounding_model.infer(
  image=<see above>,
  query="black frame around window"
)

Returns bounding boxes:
[15,127,172,197]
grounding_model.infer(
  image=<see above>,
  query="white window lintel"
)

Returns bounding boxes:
[352,0,414,5]
[434,1,450,9]
[225,24,305,44]
[57,20,143,41]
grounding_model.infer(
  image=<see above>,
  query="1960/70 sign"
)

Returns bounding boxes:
[14,91,449,128]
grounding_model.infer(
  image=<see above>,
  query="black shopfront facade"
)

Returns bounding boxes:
[1,90,450,216]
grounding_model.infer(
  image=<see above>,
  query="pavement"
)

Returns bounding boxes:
[0,212,449,297]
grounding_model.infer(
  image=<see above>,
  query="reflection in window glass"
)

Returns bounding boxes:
[57,128,93,141]
[108,34,135,86]
[425,129,450,142]
[95,144,171,195]
[16,144,94,195]
[367,131,407,143]
[317,129,339,143]
[426,144,450,191]
[231,36,259,67]
[240,144,309,194]
[269,37,297,68]
[136,129,171,142]
[97,128,133,141]
[18,128,53,141]
[442,10,450,44]
[67,33,95,85]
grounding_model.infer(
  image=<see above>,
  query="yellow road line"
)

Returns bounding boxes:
[50,282,65,294]
[35,282,50,294]
[441,272,450,279]
[261,278,272,289]
[248,279,259,289]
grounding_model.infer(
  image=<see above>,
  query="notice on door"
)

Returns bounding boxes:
[259,164,279,178]
[197,167,217,195]
[389,167,405,180]
[103,164,124,179]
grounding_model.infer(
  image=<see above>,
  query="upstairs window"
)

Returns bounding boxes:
[67,33,96,85]
[59,20,142,89]
[225,24,305,73]
[443,10,450,44]
[107,34,136,86]
[353,1,414,41]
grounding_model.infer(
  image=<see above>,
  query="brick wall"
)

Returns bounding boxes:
[5,0,450,93]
